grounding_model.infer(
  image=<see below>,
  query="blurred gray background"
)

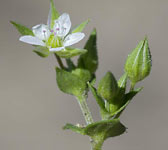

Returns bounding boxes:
[0,0,168,150]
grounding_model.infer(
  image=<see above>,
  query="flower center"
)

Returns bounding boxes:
[46,34,63,48]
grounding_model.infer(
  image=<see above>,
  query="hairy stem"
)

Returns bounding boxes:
[76,94,94,125]
[54,53,65,69]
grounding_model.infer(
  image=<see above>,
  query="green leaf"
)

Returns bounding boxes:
[125,87,143,102]
[10,21,34,36]
[125,37,152,84]
[49,0,60,29]
[72,19,90,33]
[84,119,126,139]
[72,68,91,83]
[88,83,106,111]
[33,46,50,58]
[78,28,98,73]
[113,87,143,119]
[55,47,87,58]
[64,120,126,140]
[63,123,85,135]
[56,68,86,96]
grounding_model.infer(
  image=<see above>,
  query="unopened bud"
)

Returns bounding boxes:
[97,72,119,103]
[125,37,152,84]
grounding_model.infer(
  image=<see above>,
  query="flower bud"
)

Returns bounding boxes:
[125,37,152,84]
[97,72,119,103]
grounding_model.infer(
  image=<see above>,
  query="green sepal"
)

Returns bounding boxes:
[63,119,126,140]
[97,72,119,103]
[78,28,98,74]
[72,19,90,33]
[49,0,59,29]
[55,47,87,58]
[56,68,88,97]
[33,46,50,58]
[125,37,152,84]
[10,21,34,36]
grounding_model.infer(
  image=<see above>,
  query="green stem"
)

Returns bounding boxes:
[54,53,65,69]
[91,137,103,150]
[76,94,94,125]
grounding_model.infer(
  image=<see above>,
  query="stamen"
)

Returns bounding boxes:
[51,30,54,33]
[56,28,60,31]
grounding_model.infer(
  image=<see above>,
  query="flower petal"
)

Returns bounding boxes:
[63,32,85,47]
[32,24,51,40]
[49,47,65,52]
[19,36,45,46]
[54,13,71,37]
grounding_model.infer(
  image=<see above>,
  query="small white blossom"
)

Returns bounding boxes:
[19,13,85,52]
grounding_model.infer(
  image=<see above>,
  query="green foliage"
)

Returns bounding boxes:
[56,68,90,97]
[49,0,59,29]
[10,21,34,36]
[125,37,152,84]
[33,46,50,57]
[97,72,119,103]
[72,69,91,83]
[63,119,126,141]
[78,29,98,74]
[12,2,153,149]
[72,19,90,33]
[55,47,87,58]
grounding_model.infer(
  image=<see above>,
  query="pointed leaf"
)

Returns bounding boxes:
[88,82,106,111]
[78,29,98,73]
[10,21,34,36]
[113,87,143,118]
[125,87,143,102]
[72,19,90,33]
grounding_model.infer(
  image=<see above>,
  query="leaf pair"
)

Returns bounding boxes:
[63,119,126,145]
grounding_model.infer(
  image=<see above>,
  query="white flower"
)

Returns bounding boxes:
[19,13,85,52]
[19,24,51,47]
[49,13,85,52]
